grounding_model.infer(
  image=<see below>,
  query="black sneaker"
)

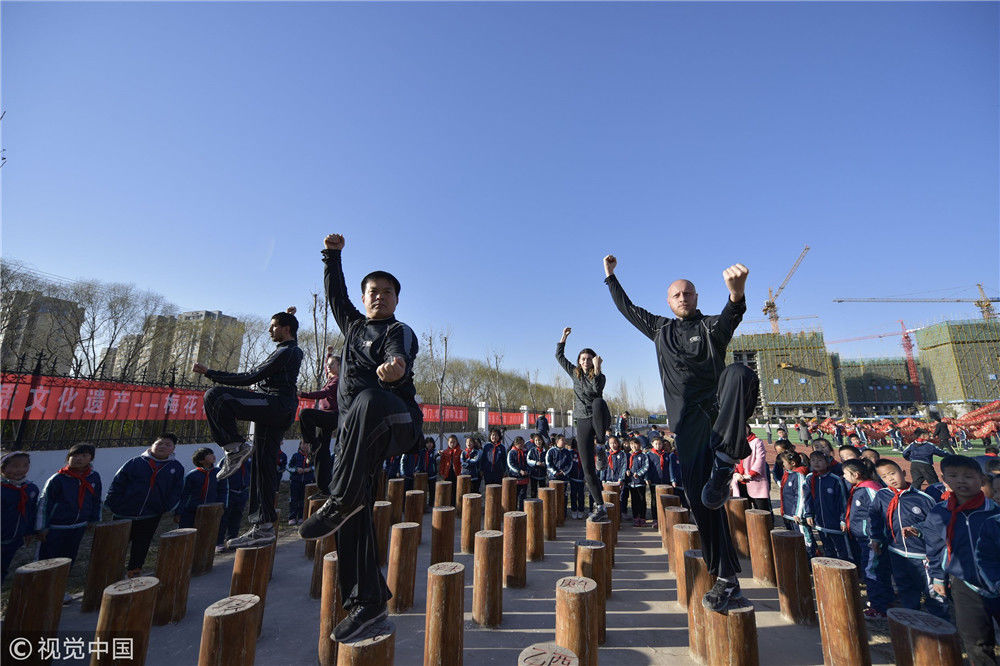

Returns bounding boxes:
[217,442,253,480]
[700,460,734,510]
[308,491,330,502]
[298,498,363,540]
[702,578,745,613]
[587,504,609,523]
[225,523,276,549]
[333,603,388,643]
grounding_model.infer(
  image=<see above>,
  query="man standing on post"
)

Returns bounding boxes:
[194,307,303,548]
[603,253,759,612]
[298,233,423,642]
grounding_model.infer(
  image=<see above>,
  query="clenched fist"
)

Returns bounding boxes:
[723,263,749,302]
[325,234,345,251]
[603,255,617,277]
[560,327,572,343]
[377,356,406,383]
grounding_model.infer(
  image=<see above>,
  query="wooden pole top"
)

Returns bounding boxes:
[103,577,159,596]
[433,505,455,515]
[771,529,802,539]
[374,500,391,509]
[811,557,856,571]
[463,493,483,501]
[340,620,395,648]
[887,608,958,635]
[519,642,580,666]
[205,594,260,617]
[746,509,771,516]
[324,551,339,563]
[428,562,465,577]
[504,511,527,519]
[663,506,688,516]
[476,530,503,540]
[16,557,71,574]
[391,522,420,531]
[524,498,542,506]
[575,540,605,551]
[556,576,597,594]
[405,490,424,498]
[673,524,699,534]
[161,528,198,538]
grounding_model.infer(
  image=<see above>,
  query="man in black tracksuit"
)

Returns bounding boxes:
[298,233,423,643]
[195,310,303,548]
[603,254,758,612]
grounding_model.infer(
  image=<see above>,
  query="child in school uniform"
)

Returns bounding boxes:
[921,456,999,666]
[275,448,288,487]
[481,430,508,488]
[461,438,482,494]
[399,450,418,492]
[287,441,315,525]
[975,512,1000,596]
[37,443,102,574]
[840,459,893,618]
[415,437,438,510]
[666,439,685,507]
[526,434,548,500]
[1,451,39,581]
[804,451,851,560]
[506,436,530,509]
[869,458,947,619]
[439,436,462,502]
[605,437,628,516]
[625,438,650,526]
[568,440,585,519]
[778,451,816,552]
[176,448,226,529]
[546,435,573,516]
[217,458,250,552]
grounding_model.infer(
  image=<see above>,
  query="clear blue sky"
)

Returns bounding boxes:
[3,1,997,409]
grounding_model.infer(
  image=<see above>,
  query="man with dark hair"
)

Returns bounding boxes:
[902,428,949,490]
[931,412,957,454]
[298,233,423,642]
[194,308,303,548]
[535,411,550,443]
[603,253,757,612]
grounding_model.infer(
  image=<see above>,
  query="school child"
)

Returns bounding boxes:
[287,442,315,525]
[38,443,103,573]
[568,440,586,519]
[666,439,685,506]
[481,430,507,487]
[902,428,950,490]
[546,435,573,515]
[461,438,482,493]
[921,455,999,665]
[813,439,844,477]
[106,434,184,575]
[625,438,650,526]
[772,440,795,485]
[732,426,770,512]
[399,450,417,492]
[778,452,815,551]
[506,437,530,508]
[647,437,670,497]
[605,437,629,517]
[975,513,1000,596]
[415,437,438,510]
[868,458,947,619]
[177,448,226,529]
[526,434,548,500]
[217,458,250,552]
[1,451,39,581]
[840,459,892,618]
[275,448,288,487]
[803,451,850,560]
[439,436,462,502]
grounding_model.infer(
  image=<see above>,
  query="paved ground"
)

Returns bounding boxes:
[52,508,898,665]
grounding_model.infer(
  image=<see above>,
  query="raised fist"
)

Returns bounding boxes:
[325,234,345,251]
[377,356,406,383]
[561,327,572,341]
[723,263,749,300]
[603,254,617,277]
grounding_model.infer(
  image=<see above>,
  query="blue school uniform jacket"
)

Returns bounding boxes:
[383,455,401,479]
[105,452,183,519]
[225,460,251,498]
[506,446,530,483]
[288,452,315,485]
[667,451,683,488]
[526,445,548,481]
[844,481,881,539]
[902,440,949,466]
[923,482,947,503]
[276,450,288,482]
[399,452,417,479]
[461,447,482,481]
[2,479,39,545]
[803,472,849,533]
[545,447,571,480]
[177,467,226,517]
[415,449,438,480]
[480,443,507,484]
[868,485,937,559]
[646,449,669,486]
[626,451,650,488]
[975,514,1000,595]
[922,496,999,594]
[38,468,103,529]
[568,451,584,482]
[780,468,808,520]
[605,450,628,484]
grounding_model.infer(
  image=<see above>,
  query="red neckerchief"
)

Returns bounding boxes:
[463,447,475,461]
[653,450,666,472]
[628,452,642,471]
[489,445,501,465]
[986,452,997,457]
[608,451,617,470]
[940,488,952,501]
[514,447,525,464]
[422,450,431,471]
[2,480,28,515]
[809,472,827,499]
[844,480,881,526]
[886,483,911,541]
[58,465,95,509]
[945,492,986,557]
[145,457,167,491]
[780,470,789,515]
[198,467,212,501]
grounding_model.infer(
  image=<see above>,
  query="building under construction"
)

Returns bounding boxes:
[914,319,1000,413]
[836,357,935,416]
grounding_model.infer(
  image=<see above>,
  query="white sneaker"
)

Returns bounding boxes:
[226,523,276,549]
[218,442,253,480]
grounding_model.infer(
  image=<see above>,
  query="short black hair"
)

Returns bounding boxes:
[940,455,983,475]
[839,445,858,454]
[362,271,401,296]
[0,451,29,471]
[67,443,96,460]
[158,433,178,445]
[986,459,1000,474]
[513,436,525,446]
[808,450,828,462]
[193,447,214,466]
[875,458,901,473]
[271,311,299,336]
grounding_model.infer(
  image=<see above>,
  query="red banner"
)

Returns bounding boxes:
[421,405,470,423]
[488,411,542,426]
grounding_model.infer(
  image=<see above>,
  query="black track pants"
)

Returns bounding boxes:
[576,397,611,509]
[300,408,339,493]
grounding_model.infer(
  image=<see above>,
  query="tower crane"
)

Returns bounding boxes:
[762,244,810,334]
[828,321,923,402]
[833,284,998,319]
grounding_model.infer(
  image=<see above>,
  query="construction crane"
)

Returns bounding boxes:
[833,284,998,319]
[743,314,819,326]
[828,320,923,402]
[762,244,810,334]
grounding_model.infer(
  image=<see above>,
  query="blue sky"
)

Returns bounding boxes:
[3,1,997,408]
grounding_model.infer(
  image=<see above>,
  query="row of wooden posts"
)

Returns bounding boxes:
[2,474,967,666]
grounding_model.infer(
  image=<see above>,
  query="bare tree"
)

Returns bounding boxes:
[237,314,272,372]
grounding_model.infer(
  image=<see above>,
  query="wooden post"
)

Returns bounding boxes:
[550,479,566,526]
[518,643,580,666]
[434,480,453,507]
[197,594,261,666]
[2,558,71,641]
[430,505,456,566]
[461,493,483,555]
[305,497,326,560]
[654,484,671,534]
[414,472,428,493]
[672,524,701,608]
[684,550,714,663]
[455,475,471,515]
[705,598,759,666]
[524,498,545,562]
[230,542,275,636]
[601,491,620,546]
[771,529,816,625]
[387,478,406,524]
[887,608,963,666]
[503,511,527,588]
[373,500,392,567]
[153,528,198,625]
[539,487,557,540]
[81,519,132,613]
[472,530,503,627]
[585,520,614,595]
[305,483,320,502]
[726,497,751,559]
[484,484,503,531]
[91,577,158,666]
[424,562,465,666]
[555,576,598,666]
[660,505,690,557]
[376,469,387,502]
[387,522,420,613]
[813,558,871,666]
[310,532,338,599]
[336,621,395,666]
[746,509,776,586]
[575,540,608,645]
[191,502,225,577]
[319,552,346,666]
[502,477,519,513]
[404,490,426,543]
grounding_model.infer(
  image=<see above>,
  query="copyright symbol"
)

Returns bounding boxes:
[8,637,32,660]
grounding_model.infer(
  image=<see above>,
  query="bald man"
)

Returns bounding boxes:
[603,254,759,613]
